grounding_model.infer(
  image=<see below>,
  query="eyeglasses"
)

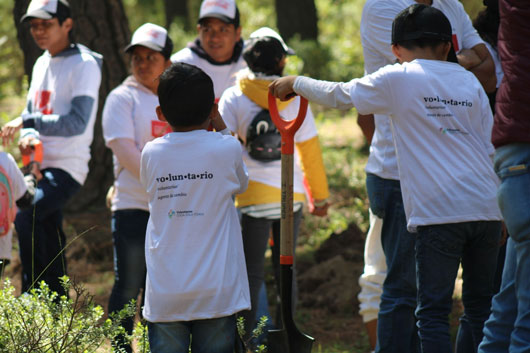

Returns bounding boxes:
[29,20,57,32]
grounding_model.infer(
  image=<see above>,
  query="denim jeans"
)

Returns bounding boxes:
[366,173,418,353]
[416,221,501,353]
[239,210,303,343]
[15,168,80,296]
[148,315,236,353]
[108,209,149,353]
[479,143,530,353]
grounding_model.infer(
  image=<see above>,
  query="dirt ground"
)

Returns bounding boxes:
[4,208,371,352]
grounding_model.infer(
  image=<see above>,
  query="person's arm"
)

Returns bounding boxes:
[107,139,142,179]
[20,95,96,136]
[458,44,496,93]
[269,76,355,110]
[357,113,375,144]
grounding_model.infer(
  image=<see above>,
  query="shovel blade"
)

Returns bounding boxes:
[267,328,314,353]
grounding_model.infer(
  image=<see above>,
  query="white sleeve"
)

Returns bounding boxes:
[102,87,136,145]
[218,89,239,134]
[140,147,149,190]
[455,0,484,50]
[70,57,101,99]
[234,144,249,194]
[5,153,27,201]
[348,68,394,116]
[293,76,356,110]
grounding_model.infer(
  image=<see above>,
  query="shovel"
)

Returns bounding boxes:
[267,92,314,353]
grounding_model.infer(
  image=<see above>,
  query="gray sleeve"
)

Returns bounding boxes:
[22,95,95,137]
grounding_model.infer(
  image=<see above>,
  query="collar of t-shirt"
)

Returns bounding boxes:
[188,38,243,66]
[48,43,103,68]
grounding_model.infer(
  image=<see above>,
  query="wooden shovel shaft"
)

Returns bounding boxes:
[280,154,295,264]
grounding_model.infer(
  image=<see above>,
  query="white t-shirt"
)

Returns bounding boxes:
[171,47,246,100]
[484,42,503,89]
[0,153,28,259]
[360,0,484,180]
[219,84,318,195]
[294,60,502,231]
[102,76,169,211]
[24,45,101,185]
[140,129,250,322]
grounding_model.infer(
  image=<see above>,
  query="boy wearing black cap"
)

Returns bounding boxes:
[218,27,329,342]
[1,0,101,297]
[270,4,502,352]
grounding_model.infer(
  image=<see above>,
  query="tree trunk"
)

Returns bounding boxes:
[164,0,189,30]
[13,0,131,212]
[275,0,318,41]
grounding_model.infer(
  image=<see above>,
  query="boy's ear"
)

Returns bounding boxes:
[391,44,403,62]
[156,106,167,122]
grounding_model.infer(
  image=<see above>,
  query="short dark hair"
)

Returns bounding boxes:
[157,63,214,128]
[392,4,452,51]
[243,36,286,76]
[55,1,71,24]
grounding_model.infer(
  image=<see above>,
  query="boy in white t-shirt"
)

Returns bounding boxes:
[270,5,502,353]
[140,62,250,353]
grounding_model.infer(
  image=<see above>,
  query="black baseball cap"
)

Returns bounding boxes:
[392,4,452,45]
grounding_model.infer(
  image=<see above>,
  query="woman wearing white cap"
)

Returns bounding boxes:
[102,23,173,353]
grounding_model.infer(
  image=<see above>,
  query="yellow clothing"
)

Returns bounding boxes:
[238,78,292,111]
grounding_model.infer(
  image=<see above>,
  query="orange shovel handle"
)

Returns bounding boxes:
[268,93,308,155]
[22,140,43,166]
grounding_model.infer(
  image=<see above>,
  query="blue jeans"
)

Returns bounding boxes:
[366,173,418,353]
[108,209,149,352]
[479,143,530,353]
[148,315,236,353]
[15,168,80,296]
[416,221,501,353]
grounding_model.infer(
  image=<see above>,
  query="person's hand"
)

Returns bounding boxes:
[18,136,35,156]
[210,103,227,132]
[1,117,23,147]
[457,48,481,70]
[269,76,298,101]
[29,161,43,181]
[309,199,330,217]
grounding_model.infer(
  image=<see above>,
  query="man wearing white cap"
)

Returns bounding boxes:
[171,0,245,101]
[1,0,101,297]
[102,23,172,353]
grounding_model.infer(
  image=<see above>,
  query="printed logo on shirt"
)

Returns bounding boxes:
[439,127,469,135]
[156,172,214,183]
[34,90,53,114]
[167,209,204,219]
[423,96,472,107]
[151,120,172,138]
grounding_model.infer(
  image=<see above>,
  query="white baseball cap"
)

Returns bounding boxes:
[249,27,295,55]
[124,23,174,59]
[198,0,239,26]
[21,0,70,22]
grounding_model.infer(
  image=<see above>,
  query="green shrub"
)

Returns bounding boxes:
[0,277,135,352]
